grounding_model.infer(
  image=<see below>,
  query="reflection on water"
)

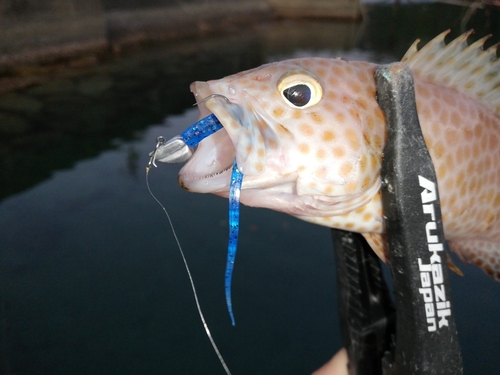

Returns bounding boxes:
[1,4,500,375]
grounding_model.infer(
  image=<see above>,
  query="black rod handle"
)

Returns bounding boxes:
[332,229,395,375]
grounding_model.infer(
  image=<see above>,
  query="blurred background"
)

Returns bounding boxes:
[1,1,499,374]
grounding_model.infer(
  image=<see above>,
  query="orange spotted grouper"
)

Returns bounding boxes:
[178,30,500,281]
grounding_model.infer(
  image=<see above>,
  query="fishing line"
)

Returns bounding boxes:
[146,146,232,375]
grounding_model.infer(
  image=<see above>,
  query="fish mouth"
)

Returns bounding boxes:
[178,81,290,198]
[178,81,251,194]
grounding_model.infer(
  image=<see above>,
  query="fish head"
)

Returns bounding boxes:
[179,58,384,220]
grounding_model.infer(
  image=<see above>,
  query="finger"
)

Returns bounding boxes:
[312,348,349,375]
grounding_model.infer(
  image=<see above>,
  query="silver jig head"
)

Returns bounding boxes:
[148,111,224,166]
[148,135,193,166]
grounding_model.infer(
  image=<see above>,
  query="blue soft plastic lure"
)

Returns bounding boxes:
[179,113,243,326]
[181,114,223,146]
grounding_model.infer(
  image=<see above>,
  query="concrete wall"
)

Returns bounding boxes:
[0,0,108,69]
[105,0,272,50]
[0,0,361,71]
[269,0,361,19]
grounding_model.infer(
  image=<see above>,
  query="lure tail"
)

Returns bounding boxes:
[226,158,244,326]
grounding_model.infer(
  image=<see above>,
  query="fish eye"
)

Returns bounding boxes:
[282,84,311,107]
[277,70,323,109]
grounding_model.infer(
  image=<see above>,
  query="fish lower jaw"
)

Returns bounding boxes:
[177,167,232,193]
[190,164,233,181]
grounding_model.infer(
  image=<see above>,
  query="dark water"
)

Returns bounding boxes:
[1,4,500,375]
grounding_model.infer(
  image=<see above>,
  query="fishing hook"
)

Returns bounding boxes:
[193,94,231,106]
[147,136,167,170]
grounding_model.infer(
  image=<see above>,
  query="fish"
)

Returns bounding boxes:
[178,30,500,282]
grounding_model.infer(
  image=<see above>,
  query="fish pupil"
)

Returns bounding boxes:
[283,84,311,107]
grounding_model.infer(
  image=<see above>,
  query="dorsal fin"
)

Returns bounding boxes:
[401,30,500,115]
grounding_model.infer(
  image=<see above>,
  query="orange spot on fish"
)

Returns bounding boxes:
[255,74,271,82]
[349,81,361,93]
[299,143,310,154]
[374,107,385,122]
[326,92,337,101]
[315,168,327,179]
[322,130,336,142]
[339,162,353,178]
[445,129,459,143]
[355,206,366,214]
[356,70,368,82]
[359,154,368,172]
[345,181,358,192]
[366,115,375,130]
[433,142,445,158]
[437,165,447,179]
[324,103,334,112]
[345,129,360,151]
[363,213,372,222]
[335,112,346,123]
[316,149,327,160]
[310,112,324,123]
[273,107,285,118]
[456,171,465,186]
[328,77,339,86]
[332,66,343,76]
[418,85,430,98]
[300,124,314,136]
[350,108,361,123]
[333,147,345,158]
[356,99,368,111]
[431,100,440,114]
[362,176,371,189]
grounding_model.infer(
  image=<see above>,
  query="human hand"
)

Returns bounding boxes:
[312,348,349,375]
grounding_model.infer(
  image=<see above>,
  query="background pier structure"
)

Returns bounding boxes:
[0,0,108,71]
[269,0,361,19]
[0,0,362,72]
